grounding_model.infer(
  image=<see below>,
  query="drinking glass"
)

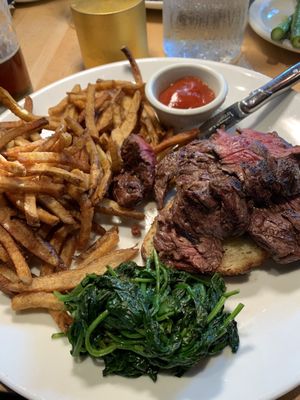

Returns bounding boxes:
[163,0,250,63]
[0,0,32,103]
[71,0,149,68]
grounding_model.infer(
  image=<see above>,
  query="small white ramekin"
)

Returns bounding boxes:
[145,63,228,132]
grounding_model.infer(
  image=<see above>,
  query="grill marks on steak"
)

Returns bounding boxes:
[153,208,224,273]
[173,141,250,240]
[154,128,300,273]
[112,134,156,208]
[249,199,300,263]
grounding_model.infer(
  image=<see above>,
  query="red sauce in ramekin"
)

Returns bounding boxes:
[159,76,215,109]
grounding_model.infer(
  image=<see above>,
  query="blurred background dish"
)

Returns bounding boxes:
[14,0,42,3]
[249,0,300,54]
[145,1,163,10]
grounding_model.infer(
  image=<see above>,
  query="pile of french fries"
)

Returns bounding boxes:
[0,51,174,332]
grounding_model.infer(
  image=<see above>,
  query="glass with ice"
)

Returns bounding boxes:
[163,0,250,63]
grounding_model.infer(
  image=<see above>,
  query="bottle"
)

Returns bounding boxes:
[0,0,32,103]
[162,0,249,63]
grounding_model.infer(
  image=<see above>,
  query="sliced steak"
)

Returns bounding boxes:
[121,134,156,194]
[173,140,250,239]
[112,134,156,208]
[154,150,178,210]
[211,128,300,164]
[249,199,300,264]
[112,172,144,208]
[153,208,223,273]
[153,128,300,271]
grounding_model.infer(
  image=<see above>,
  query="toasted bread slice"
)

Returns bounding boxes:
[141,217,268,276]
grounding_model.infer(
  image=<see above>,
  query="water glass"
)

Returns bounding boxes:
[0,0,32,102]
[163,0,250,63]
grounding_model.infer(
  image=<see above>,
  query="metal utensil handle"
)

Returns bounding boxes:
[240,61,300,114]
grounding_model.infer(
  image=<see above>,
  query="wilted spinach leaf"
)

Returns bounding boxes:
[55,251,243,381]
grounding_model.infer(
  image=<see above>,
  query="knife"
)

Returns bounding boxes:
[198,61,300,139]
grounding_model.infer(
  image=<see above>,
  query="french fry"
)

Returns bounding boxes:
[6,193,59,226]
[0,87,43,122]
[85,136,101,192]
[38,194,76,225]
[76,226,119,267]
[153,129,199,154]
[0,154,26,175]
[0,225,32,285]
[85,83,98,139]
[92,221,106,236]
[60,234,77,268]
[0,243,9,262]
[64,115,85,136]
[0,118,48,149]
[121,46,143,85]
[11,292,65,311]
[96,103,113,133]
[49,224,79,255]
[95,80,143,92]
[0,176,64,196]
[0,273,15,296]
[24,96,33,113]
[107,138,122,173]
[50,310,74,333]
[0,216,64,268]
[26,164,87,187]
[48,96,68,117]
[14,137,31,147]
[7,248,138,293]
[0,264,20,283]
[24,193,40,227]
[77,195,94,250]
[111,90,141,147]
[91,145,112,204]
[0,120,24,129]
[16,152,82,169]
[96,198,144,220]
[4,139,45,156]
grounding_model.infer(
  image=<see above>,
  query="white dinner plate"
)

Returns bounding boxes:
[145,1,163,10]
[1,58,300,400]
[249,0,300,54]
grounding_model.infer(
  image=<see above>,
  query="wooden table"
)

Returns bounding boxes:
[1,0,300,398]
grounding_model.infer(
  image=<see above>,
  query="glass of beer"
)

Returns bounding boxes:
[0,0,32,105]
[71,0,149,68]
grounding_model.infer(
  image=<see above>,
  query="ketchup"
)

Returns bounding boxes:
[158,76,215,109]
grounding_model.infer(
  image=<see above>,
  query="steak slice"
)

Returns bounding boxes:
[248,198,300,263]
[154,150,178,210]
[112,134,156,208]
[121,134,156,194]
[153,208,223,273]
[112,172,144,208]
[211,128,300,164]
[173,140,250,239]
[212,129,300,204]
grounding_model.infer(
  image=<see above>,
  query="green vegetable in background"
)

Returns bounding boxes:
[291,0,300,48]
[270,0,300,48]
[271,15,292,41]
[55,251,244,381]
